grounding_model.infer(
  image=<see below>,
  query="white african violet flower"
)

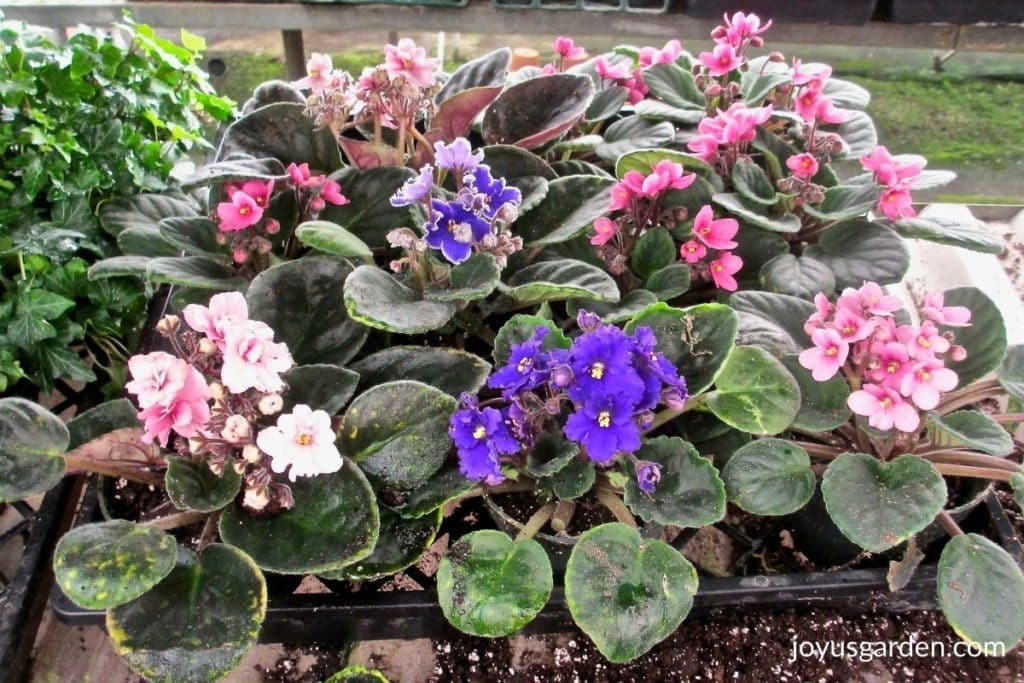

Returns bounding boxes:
[256,404,342,482]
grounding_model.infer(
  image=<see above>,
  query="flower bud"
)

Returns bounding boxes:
[215,232,228,245]
[188,437,204,454]
[232,247,249,264]
[675,207,689,222]
[243,485,270,511]
[233,459,248,475]
[210,382,226,401]
[661,386,688,411]
[156,315,180,336]
[243,444,263,464]
[310,196,326,212]
[635,410,655,429]
[544,397,562,415]
[264,218,281,235]
[221,415,251,444]
[950,345,968,362]
[198,338,218,355]
[259,393,284,415]
[768,51,786,62]
[636,460,662,493]
[254,236,273,254]
[550,365,573,388]
[577,309,602,333]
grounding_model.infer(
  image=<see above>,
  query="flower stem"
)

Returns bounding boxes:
[595,488,637,529]
[936,509,964,537]
[938,379,1004,415]
[645,397,702,433]
[931,462,1017,483]
[791,441,843,460]
[992,413,1024,424]
[63,455,164,487]
[516,501,556,541]
[550,499,577,533]
[142,510,208,531]
[920,450,1021,473]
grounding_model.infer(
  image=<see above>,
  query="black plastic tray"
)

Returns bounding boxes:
[52,485,1023,645]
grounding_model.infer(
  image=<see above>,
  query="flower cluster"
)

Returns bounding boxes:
[799,282,970,433]
[594,40,682,104]
[125,293,343,515]
[700,11,771,77]
[860,145,923,220]
[213,164,348,266]
[449,311,688,493]
[388,137,522,267]
[687,102,774,169]
[591,160,744,292]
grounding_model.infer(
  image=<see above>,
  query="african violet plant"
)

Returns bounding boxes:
[718,282,1024,652]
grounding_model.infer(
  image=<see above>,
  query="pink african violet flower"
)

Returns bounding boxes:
[897,321,950,358]
[832,307,877,343]
[922,291,972,327]
[256,404,343,482]
[722,103,773,144]
[786,153,819,180]
[221,320,294,394]
[216,191,263,232]
[791,59,832,90]
[591,217,617,246]
[691,204,738,250]
[294,53,333,92]
[700,43,741,77]
[900,358,959,410]
[687,133,720,162]
[804,293,834,335]
[639,40,682,67]
[866,341,910,386]
[855,282,902,316]
[709,251,743,292]
[232,180,274,209]
[799,328,849,382]
[554,37,586,60]
[642,161,696,197]
[679,240,707,264]
[595,56,632,82]
[384,38,438,89]
[126,351,187,409]
[848,383,920,433]
[719,11,772,46]
[860,146,923,188]
[320,178,349,206]
[540,63,558,76]
[608,182,633,211]
[288,162,313,186]
[182,292,249,350]
[794,89,846,124]
[878,185,916,220]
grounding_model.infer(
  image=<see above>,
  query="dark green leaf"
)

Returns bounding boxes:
[165,458,241,513]
[645,264,691,301]
[295,220,373,261]
[318,167,426,248]
[712,193,801,233]
[517,175,615,246]
[938,287,1006,387]
[482,74,594,149]
[803,183,880,222]
[722,439,815,515]
[344,266,456,334]
[759,254,835,300]
[631,228,675,279]
[424,253,501,302]
[595,116,676,163]
[146,257,247,290]
[98,194,197,237]
[437,48,511,102]
[217,102,342,171]
[804,220,909,289]
[623,436,726,528]
[782,355,851,432]
[509,259,619,304]
[998,345,1024,403]
[493,314,571,366]
[731,159,777,206]
[567,290,659,325]
[323,507,441,582]
[642,63,703,110]
[926,411,1014,458]
[0,398,68,502]
[282,364,360,414]
[352,346,490,397]
[704,346,801,435]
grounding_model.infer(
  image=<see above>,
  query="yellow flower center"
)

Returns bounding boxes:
[887,362,900,374]
[597,411,612,428]
[517,357,533,373]
[842,325,854,336]
[239,207,250,216]
[879,398,892,409]
[918,336,931,348]
[920,371,931,381]
[473,425,487,440]
[310,68,322,78]
[713,264,724,273]
[590,362,605,379]
[296,433,313,445]
[825,346,838,357]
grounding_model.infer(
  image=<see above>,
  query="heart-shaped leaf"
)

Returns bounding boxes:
[424,253,501,302]
[566,523,698,663]
[509,259,619,304]
[318,167,427,248]
[802,183,880,222]
[116,227,178,257]
[181,156,287,190]
[88,256,152,280]
[517,175,615,246]
[632,229,675,280]
[480,145,556,180]
[633,99,706,125]
[295,220,373,261]
[938,533,1024,653]
[340,381,456,489]
[108,544,266,681]
[538,457,596,501]
[282,364,360,414]
[493,314,571,366]
[926,411,1014,458]
[617,149,717,186]
[742,72,790,106]
[822,453,946,553]
[158,217,225,259]
[165,458,241,513]
[437,48,511,102]
[722,439,815,516]
[352,346,490,397]
[781,355,851,431]
[704,345,801,435]
[645,264,691,301]
[325,666,390,683]
[735,312,803,358]
[889,214,1003,255]
[595,116,676,163]
[623,436,726,528]
[551,160,612,178]
[712,193,801,233]
[731,225,789,283]
[384,460,477,520]
[937,287,1006,387]
[344,266,457,334]
[625,302,738,395]
[146,257,247,291]
[998,345,1024,403]
[804,220,909,289]
[323,507,442,582]
[438,530,552,637]
[66,399,140,449]
[433,86,502,141]
[759,254,835,300]
[98,194,197,238]
[567,290,660,325]
[216,102,342,171]
[823,78,870,110]
[729,291,814,350]
[53,520,176,609]
[642,63,703,110]
[525,434,579,478]
[836,110,877,157]
[483,74,595,149]
[219,458,379,573]
[585,86,629,123]
[0,398,68,502]
[248,256,369,365]
[732,159,777,206]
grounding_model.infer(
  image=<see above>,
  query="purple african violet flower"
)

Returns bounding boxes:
[424,199,492,264]
[434,138,484,176]
[390,165,434,207]
[449,402,521,483]
[636,460,662,493]
[489,327,552,396]
[567,324,645,405]
[564,392,641,463]
[465,165,522,219]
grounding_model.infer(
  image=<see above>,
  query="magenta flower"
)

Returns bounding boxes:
[182,292,249,350]
[691,204,738,250]
[216,191,263,232]
[591,217,618,246]
[720,11,772,46]
[233,180,274,209]
[384,38,438,89]
[799,328,849,382]
[878,185,916,220]
[786,153,819,180]
[639,39,682,67]
[642,161,695,197]
[901,359,959,410]
[319,178,349,206]
[860,146,923,187]
[257,404,343,482]
[595,56,632,82]
[803,293,834,335]
[709,251,743,292]
[553,37,586,60]
[832,307,877,343]
[679,240,707,264]
[854,282,902,316]
[720,103,773,144]
[866,341,910,387]
[608,180,635,211]
[700,43,741,77]
[922,291,972,327]
[897,321,950,358]
[795,89,846,124]
[221,320,294,394]
[294,52,333,92]
[791,59,832,90]
[848,383,920,433]
[288,162,314,187]
[687,133,720,162]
